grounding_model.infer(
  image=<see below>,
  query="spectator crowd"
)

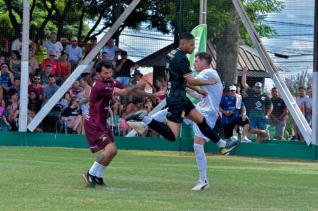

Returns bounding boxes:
[0,32,313,143]
[0,33,167,135]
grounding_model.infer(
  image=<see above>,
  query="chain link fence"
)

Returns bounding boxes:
[0,0,314,143]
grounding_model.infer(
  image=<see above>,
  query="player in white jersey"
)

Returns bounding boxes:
[127,52,235,190]
[190,53,223,143]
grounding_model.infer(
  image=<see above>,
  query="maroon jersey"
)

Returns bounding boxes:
[84,79,123,153]
[86,79,114,127]
[87,79,123,126]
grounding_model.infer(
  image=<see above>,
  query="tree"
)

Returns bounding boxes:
[206,0,283,85]
[82,0,171,42]
[0,0,171,45]
[165,0,283,84]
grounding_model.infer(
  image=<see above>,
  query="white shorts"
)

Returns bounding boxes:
[184,112,217,142]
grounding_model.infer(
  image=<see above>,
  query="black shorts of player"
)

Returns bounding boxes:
[222,117,249,139]
[166,93,195,123]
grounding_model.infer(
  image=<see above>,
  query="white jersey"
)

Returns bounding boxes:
[195,68,223,118]
[191,68,223,141]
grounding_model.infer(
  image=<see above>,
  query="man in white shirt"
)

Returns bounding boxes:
[65,36,82,70]
[11,33,33,55]
[101,38,119,61]
[42,32,63,59]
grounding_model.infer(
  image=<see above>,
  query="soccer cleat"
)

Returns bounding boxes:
[241,137,252,143]
[220,136,239,155]
[82,171,96,188]
[127,121,148,135]
[124,110,147,122]
[192,180,209,191]
[95,177,106,186]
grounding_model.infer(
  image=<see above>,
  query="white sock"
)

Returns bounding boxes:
[193,143,207,183]
[89,161,99,176]
[151,109,168,123]
[143,109,169,125]
[216,139,226,148]
[95,163,106,178]
[89,161,105,177]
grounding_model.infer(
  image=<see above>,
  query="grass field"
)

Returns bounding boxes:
[0,147,318,211]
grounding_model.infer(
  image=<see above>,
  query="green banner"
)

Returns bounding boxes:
[187,24,207,104]
[187,24,207,70]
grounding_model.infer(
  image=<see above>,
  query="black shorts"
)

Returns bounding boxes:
[222,117,249,139]
[166,94,195,123]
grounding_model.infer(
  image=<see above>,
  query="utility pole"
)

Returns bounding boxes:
[199,0,207,24]
[174,0,184,46]
[114,0,122,46]
[312,0,318,145]
[19,0,30,131]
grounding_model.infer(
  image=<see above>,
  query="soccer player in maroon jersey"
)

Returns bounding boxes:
[82,61,154,188]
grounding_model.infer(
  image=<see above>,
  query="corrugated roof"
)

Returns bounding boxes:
[137,40,270,78]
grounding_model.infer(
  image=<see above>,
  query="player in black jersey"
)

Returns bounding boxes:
[129,33,238,155]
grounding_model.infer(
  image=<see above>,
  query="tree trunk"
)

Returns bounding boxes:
[56,0,73,39]
[77,8,85,40]
[84,12,104,42]
[3,0,21,36]
[215,7,240,86]
[35,0,54,42]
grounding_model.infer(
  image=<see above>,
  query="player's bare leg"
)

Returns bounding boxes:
[166,120,181,139]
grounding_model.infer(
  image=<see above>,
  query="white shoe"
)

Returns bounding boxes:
[241,137,252,143]
[127,121,148,135]
[191,180,209,191]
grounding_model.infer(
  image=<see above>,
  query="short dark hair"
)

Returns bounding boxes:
[95,61,113,73]
[91,36,97,41]
[195,52,212,64]
[298,86,305,90]
[272,87,278,91]
[178,32,194,43]
[121,51,128,56]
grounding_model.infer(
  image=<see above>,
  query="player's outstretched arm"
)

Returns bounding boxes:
[113,85,140,97]
[184,74,216,87]
[113,78,152,98]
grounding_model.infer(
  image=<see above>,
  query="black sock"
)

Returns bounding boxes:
[197,118,220,143]
[148,119,176,142]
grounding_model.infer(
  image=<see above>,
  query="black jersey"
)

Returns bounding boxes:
[165,48,192,97]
